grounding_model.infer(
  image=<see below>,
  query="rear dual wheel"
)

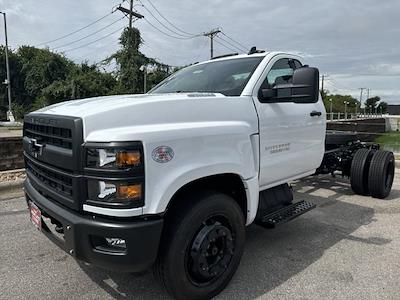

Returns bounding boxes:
[351,149,395,199]
[368,150,395,199]
[350,149,374,195]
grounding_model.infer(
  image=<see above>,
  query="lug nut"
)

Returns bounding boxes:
[66,225,71,231]
[69,249,74,255]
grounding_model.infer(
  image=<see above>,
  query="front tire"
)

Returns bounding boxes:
[155,192,245,300]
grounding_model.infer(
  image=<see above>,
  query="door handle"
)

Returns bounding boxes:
[310,111,322,117]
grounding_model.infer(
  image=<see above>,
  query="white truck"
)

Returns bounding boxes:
[23,49,395,300]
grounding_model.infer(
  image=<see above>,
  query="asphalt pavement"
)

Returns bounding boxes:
[1,171,400,300]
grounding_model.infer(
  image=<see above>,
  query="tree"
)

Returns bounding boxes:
[0,26,175,121]
[106,27,171,94]
[0,46,25,112]
[322,91,359,113]
[0,46,120,119]
[40,63,117,106]
[377,101,388,113]
[17,46,73,101]
[364,96,380,109]
[105,27,147,94]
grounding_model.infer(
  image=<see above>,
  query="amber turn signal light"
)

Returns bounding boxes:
[116,151,141,167]
[117,184,142,199]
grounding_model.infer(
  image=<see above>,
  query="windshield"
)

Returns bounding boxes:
[150,57,264,96]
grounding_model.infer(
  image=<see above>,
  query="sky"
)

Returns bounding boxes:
[0,0,399,103]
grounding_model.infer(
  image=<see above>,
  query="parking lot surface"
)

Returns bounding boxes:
[1,171,400,299]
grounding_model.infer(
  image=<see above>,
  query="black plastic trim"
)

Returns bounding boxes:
[24,153,85,210]
[25,179,163,273]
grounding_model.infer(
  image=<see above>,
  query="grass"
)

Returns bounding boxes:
[374,132,400,154]
[374,131,400,145]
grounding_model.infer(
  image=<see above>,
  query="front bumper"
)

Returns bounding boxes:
[24,179,163,273]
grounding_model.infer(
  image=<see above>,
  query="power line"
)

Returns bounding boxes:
[220,31,248,51]
[140,4,200,38]
[215,35,246,52]
[327,77,355,91]
[35,11,114,47]
[213,38,237,54]
[52,17,124,50]
[142,17,196,40]
[74,39,121,64]
[62,26,125,53]
[142,0,196,37]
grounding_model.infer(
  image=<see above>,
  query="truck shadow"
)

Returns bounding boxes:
[79,175,389,300]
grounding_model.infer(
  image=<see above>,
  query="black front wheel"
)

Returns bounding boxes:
[155,192,245,300]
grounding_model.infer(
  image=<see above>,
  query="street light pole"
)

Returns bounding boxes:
[344,101,348,120]
[0,12,14,122]
[139,65,147,93]
[329,98,333,121]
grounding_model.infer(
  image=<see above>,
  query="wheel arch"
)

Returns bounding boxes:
[163,173,249,223]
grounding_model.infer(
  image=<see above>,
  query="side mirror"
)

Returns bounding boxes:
[258,67,320,103]
[291,67,319,103]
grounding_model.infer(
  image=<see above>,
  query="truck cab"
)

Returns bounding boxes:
[23,51,332,299]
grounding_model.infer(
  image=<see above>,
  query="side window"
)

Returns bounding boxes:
[261,58,302,88]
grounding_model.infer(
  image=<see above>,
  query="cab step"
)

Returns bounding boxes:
[256,200,316,228]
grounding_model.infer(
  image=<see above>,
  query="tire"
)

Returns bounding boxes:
[350,148,373,195]
[154,192,245,300]
[368,150,395,199]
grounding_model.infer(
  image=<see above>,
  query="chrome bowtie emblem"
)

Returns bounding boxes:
[29,138,44,158]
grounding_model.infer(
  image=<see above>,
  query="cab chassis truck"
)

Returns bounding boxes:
[23,49,395,300]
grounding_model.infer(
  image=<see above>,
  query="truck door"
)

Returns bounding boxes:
[253,56,326,189]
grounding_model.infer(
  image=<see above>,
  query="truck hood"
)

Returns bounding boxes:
[33,93,259,141]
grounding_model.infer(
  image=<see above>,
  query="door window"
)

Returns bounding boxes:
[261,58,302,88]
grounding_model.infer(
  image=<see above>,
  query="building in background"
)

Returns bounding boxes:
[387,104,400,115]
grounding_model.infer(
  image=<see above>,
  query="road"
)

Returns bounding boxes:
[1,172,400,300]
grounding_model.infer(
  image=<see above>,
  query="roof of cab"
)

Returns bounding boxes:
[198,51,302,65]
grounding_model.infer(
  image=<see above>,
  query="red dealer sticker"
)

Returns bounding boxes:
[152,146,174,163]
[29,202,42,230]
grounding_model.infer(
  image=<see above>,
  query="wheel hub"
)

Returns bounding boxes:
[189,221,234,283]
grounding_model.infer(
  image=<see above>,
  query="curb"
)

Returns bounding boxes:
[0,179,25,193]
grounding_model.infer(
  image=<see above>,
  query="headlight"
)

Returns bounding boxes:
[84,142,145,208]
[87,148,142,169]
[87,179,143,208]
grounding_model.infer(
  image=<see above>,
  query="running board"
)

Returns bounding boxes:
[256,200,316,228]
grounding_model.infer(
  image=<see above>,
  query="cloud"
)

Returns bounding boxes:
[0,0,399,102]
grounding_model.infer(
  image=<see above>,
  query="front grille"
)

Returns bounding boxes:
[23,114,84,210]
[24,123,72,149]
[25,157,73,198]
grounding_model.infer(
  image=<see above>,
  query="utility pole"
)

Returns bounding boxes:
[0,11,14,122]
[366,88,370,101]
[117,2,144,28]
[320,74,328,99]
[116,1,144,92]
[140,65,147,93]
[358,87,366,118]
[129,0,134,29]
[203,28,221,59]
